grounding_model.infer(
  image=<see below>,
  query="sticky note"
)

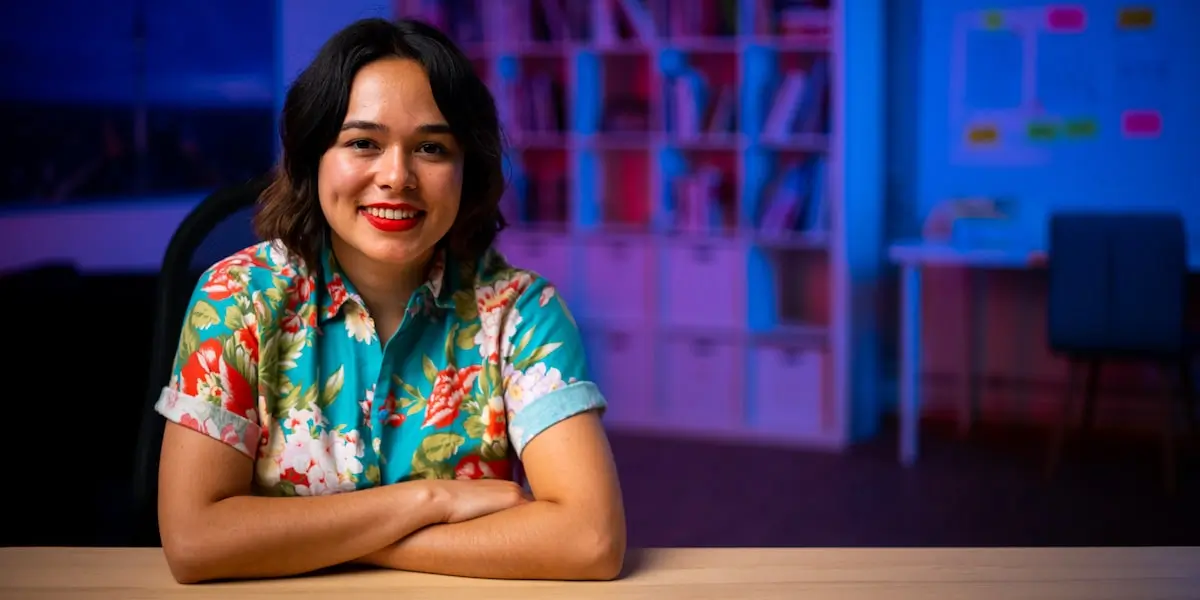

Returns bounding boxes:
[1027,122,1057,140]
[1046,6,1087,32]
[1121,110,1161,138]
[1118,6,1154,29]
[983,11,1005,29]
[967,125,1000,145]
[1064,119,1097,138]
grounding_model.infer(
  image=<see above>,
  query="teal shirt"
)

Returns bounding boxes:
[156,240,606,495]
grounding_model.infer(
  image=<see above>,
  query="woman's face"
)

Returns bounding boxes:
[318,57,463,271]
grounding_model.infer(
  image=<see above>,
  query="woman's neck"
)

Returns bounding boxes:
[329,237,433,339]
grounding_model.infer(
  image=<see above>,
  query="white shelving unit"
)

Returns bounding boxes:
[398,0,864,450]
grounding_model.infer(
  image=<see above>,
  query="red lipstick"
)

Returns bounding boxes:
[359,202,424,233]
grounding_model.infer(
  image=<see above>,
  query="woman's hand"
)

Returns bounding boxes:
[427,479,532,524]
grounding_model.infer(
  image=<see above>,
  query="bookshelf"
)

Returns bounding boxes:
[398,0,861,450]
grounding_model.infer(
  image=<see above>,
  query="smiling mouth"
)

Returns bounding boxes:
[361,206,423,220]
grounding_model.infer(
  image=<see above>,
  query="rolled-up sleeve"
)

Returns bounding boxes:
[155,259,262,458]
[502,277,607,457]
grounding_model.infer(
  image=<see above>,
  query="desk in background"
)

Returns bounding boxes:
[0,196,206,276]
[888,240,1200,466]
[2,546,1197,599]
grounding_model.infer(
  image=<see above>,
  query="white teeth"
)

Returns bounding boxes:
[364,207,419,220]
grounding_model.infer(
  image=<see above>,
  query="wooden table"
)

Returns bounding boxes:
[2,547,1198,599]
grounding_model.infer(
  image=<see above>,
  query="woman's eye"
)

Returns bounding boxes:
[349,139,376,150]
[417,143,446,155]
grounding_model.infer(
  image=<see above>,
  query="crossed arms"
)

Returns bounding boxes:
[158,409,625,583]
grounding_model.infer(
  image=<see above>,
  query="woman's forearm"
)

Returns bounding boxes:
[163,482,445,584]
[359,500,625,581]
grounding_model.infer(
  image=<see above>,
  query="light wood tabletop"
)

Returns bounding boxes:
[1,546,1197,599]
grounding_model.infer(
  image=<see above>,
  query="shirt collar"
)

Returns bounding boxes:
[316,244,458,324]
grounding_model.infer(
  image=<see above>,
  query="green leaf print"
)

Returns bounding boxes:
[264,285,284,308]
[410,458,454,480]
[515,342,562,371]
[276,480,297,497]
[276,382,316,416]
[405,396,428,416]
[302,384,319,411]
[391,374,422,403]
[410,444,455,480]
[480,439,507,462]
[364,464,381,486]
[221,335,258,389]
[258,327,288,399]
[456,323,481,350]
[420,432,465,462]
[464,414,485,439]
[444,323,457,359]
[460,395,481,416]
[280,332,306,370]
[189,300,221,330]
[479,363,500,399]
[223,305,245,331]
[176,325,200,367]
[511,327,535,360]
[319,366,344,408]
[452,289,478,321]
[422,355,438,383]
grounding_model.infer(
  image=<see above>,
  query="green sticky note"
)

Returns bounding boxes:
[1064,119,1097,138]
[1027,122,1057,141]
[983,11,1004,29]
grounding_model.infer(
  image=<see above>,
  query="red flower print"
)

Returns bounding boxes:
[422,365,482,429]
[200,249,263,300]
[201,267,245,301]
[179,413,202,432]
[479,395,507,445]
[234,326,258,362]
[325,274,350,318]
[485,407,506,442]
[180,338,256,419]
[219,423,241,446]
[281,467,309,487]
[381,392,405,428]
[454,456,511,480]
[293,275,315,305]
[281,311,303,334]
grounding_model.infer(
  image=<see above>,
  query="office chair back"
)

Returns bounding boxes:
[129,175,270,546]
[1047,212,1187,357]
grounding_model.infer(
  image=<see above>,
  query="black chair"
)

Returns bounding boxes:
[129,175,270,546]
[1044,212,1198,493]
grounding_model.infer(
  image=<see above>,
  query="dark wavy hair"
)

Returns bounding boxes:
[254,17,507,271]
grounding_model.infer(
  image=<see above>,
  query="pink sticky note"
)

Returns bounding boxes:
[1122,110,1162,138]
[1046,6,1087,31]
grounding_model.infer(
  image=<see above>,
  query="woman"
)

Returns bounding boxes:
[154,17,625,584]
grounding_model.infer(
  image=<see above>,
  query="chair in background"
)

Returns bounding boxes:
[1044,212,1198,493]
[128,174,270,547]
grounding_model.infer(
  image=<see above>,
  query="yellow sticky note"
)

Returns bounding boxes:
[983,11,1005,29]
[1118,6,1154,29]
[967,125,1000,145]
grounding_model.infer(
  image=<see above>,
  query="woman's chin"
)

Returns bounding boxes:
[360,241,434,269]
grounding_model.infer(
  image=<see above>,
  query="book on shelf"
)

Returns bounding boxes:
[758,155,828,238]
[753,0,831,39]
[495,74,564,139]
[761,57,828,142]
[591,0,658,45]
[499,157,568,227]
[671,165,726,233]
[665,70,737,139]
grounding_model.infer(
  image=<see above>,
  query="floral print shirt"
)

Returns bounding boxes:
[155,240,606,495]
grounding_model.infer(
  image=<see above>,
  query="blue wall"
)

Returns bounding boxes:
[2,0,274,106]
[913,0,1199,247]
